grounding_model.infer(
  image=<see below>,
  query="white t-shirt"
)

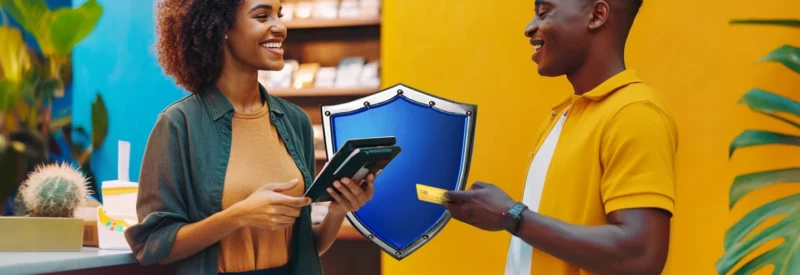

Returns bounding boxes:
[503,110,568,275]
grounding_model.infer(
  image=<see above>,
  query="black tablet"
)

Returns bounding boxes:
[305,138,401,202]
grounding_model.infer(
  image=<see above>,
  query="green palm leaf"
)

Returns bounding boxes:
[729,168,800,208]
[722,15,800,275]
[729,130,800,158]
[757,45,800,74]
[48,0,103,55]
[738,89,800,130]
[715,195,800,275]
[730,19,800,28]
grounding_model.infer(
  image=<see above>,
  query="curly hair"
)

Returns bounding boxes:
[154,0,244,93]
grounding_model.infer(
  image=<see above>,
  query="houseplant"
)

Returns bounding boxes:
[0,0,105,213]
[716,19,800,275]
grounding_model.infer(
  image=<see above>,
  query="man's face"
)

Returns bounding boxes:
[525,0,592,77]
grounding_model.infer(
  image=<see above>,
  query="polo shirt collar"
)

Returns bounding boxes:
[550,69,642,113]
[580,69,641,101]
[204,83,285,121]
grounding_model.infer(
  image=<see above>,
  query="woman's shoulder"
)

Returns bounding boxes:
[154,93,206,127]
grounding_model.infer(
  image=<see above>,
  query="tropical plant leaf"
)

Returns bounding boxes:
[90,94,108,149]
[48,0,102,55]
[730,130,800,158]
[729,168,800,208]
[756,45,800,74]
[0,26,31,83]
[716,192,800,275]
[0,79,23,113]
[739,89,800,130]
[1,0,103,56]
[0,0,54,55]
[730,19,800,28]
[0,0,49,36]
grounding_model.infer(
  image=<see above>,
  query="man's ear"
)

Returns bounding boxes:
[588,0,610,30]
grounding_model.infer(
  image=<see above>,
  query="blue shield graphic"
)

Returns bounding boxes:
[320,84,477,260]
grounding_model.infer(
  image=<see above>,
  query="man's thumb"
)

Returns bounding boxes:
[263,178,299,192]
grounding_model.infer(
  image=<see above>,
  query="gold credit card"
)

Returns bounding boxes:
[416,184,448,204]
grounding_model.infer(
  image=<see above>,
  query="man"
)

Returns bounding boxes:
[442,1,677,275]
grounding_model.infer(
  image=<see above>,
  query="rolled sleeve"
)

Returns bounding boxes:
[124,112,190,265]
[600,101,677,215]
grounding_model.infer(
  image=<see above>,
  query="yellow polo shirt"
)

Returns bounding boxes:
[528,70,678,275]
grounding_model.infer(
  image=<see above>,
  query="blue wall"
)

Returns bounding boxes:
[72,0,188,185]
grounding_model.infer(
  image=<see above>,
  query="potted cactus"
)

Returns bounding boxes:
[0,162,91,251]
[18,162,92,218]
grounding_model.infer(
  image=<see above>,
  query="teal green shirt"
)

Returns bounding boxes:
[124,84,323,275]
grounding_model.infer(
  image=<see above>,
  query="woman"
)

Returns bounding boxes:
[124,0,374,274]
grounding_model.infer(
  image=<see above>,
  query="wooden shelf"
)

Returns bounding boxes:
[270,87,377,97]
[284,17,381,29]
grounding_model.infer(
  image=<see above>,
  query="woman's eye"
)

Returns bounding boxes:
[278,13,284,18]
[255,14,267,19]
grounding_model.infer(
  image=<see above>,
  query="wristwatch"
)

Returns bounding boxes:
[502,202,528,235]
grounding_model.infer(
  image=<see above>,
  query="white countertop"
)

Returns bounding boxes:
[0,247,137,275]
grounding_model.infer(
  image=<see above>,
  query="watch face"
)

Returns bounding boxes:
[503,203,526,233]
[510,203,526,217]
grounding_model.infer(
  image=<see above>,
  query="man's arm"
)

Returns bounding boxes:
[513,208,670,275]
[444,101,677,275]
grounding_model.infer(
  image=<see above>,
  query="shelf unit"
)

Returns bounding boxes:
[277,14,381,165]
[276,4,383,275]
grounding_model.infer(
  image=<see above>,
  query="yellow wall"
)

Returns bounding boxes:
[380,1,800,274]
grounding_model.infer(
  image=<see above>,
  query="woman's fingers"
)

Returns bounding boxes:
[327,187,351,209]
[334,180,360,207]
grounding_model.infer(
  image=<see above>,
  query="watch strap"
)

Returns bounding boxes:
[503,202,528,234]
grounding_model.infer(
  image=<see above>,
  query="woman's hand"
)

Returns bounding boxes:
[326,174,376,216]
[232,179,312,230]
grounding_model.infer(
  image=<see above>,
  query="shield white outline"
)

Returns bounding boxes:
[319,83,478,260]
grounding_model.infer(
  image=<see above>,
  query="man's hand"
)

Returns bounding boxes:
[442,181,517,231]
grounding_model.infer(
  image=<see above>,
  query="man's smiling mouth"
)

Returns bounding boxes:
[532,40,544,52]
